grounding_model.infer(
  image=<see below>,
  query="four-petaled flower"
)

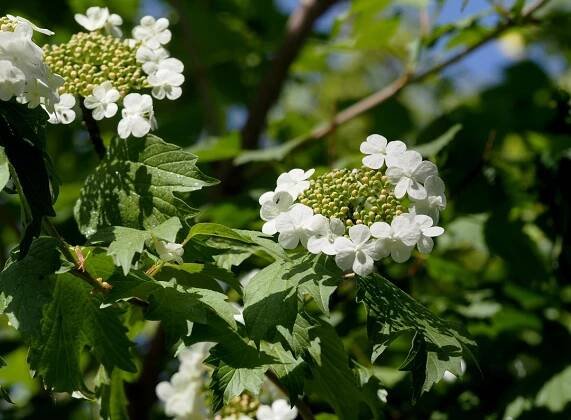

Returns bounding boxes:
[117,93,156,139]
[411,214,444,254]
[83,81,120,120]
[136,46,169,75]
[275,168,315,198]
[259,190,294,235]
[307,215,345,255]
[74,7,122,36]
[148,58,185,100]
[360,134,407,170]
[133,16,172,49]
[386,150,437,199]
[275,203,314,249]
[410,175,446,223]
[154,240,184,264]
[370,215,421,263]
[334,224,381,277]
[256,399,298,420]
[46,93,76,125]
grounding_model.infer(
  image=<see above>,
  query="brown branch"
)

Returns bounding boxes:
[241,0,341,149]
[284,0,550,151]
[265,371,315,420]
[79,101,106,160]
[166,0,223,134]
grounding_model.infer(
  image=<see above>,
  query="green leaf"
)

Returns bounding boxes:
[261,341,306,404]
[99,369,130,420]
[29,273,136,393]
[0,146,8,191]
[91,217,182,275]
[186,223,251,243]
[536,365,571,412]
[415,124,462,158]
[75,134,217,236]
[158,262,242,293]
[234,137,306,165]
[187,132,241,162]
[357,274,475,402]
[0,238,61,338]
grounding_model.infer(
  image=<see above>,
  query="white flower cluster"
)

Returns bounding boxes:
[258,134,447,277]
[156,343,211,420]
[0,16,63,114]
[46,7,184,139]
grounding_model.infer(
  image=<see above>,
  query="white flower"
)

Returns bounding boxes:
[105,13,123,38]
[45,93,76,124]
[177,343,211,379]
[136,45,169,75]
[370,214,420,263]
[83,81,120,120]
[156,373,206,420]
[74,7,109,31]
[412,214,444,254]
[333,224,381,277]
[154,240,184,264]
[386,150,437,200]
[442,359,466,383]
[6,15,54,36]
[148,58,185,100]
[256,399,298,420]
[259,191,294,235]
[275,168,315,198]
[0,59,25,101]
[410,175,446,223]
[360,134,407,170]
[306,215,345,255]
[133,16,172,49]
[274,204,314,249]
[117,93,156,138]
[377,389,388,403]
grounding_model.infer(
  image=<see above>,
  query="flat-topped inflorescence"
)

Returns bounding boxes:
[257,134,447,277]
[37,6,185,139]
[43,32,146,97]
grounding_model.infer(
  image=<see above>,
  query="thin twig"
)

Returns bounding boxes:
[265,371,315,420]
[282,0,551,152]
[79,101,106,160]
[241,0,341,149]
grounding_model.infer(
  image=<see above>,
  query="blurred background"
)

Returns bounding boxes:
[1,0,571,418]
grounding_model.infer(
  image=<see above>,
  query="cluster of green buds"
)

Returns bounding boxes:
[298,167,405,231]
[218,392,260,419]
[43,32,146,97]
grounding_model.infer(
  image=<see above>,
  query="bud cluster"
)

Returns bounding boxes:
[43,32,146,97]
[298,167,405,230]
[218,393,260,419]
[0,16,16,32]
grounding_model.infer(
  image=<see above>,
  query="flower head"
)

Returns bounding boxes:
[307,215,345,255]
[259,191,294,235]
[83,81,120,120]
[256,399,298,420]
[410,175,446,223]
[148,58,184,100]
[386,150,438,200]
[133,16,172,49]
[411,214,444,254]
[74,7,110,32]
[334,224,381,276]
[360,134,407,170]
[118,93,156,138]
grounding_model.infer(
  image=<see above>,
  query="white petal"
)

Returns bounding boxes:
[424,175,445,196]
[386,166,405,183]
[386,140,407,155]
[399,150,422,171]
[417,235,434,254]
[348,224,371,245]
[278,231,300,249]
[307,214,329,236]
[334,236,354,253]
[423,226,444,237]
[407,180,427,200]
[362,154,384,170]
[258,191,274,205]
[391,243,413,263]
[413,161,438,183]
[363,134,387,152]
[307,236,329,254]
[335,250,355,272]
[352,251,375,277]
[262,220,277,235]
[394,177,410,199]
[370,222,391,239]
[330,218,345,236]
[104,103,118,118]
[414,214,433,229]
